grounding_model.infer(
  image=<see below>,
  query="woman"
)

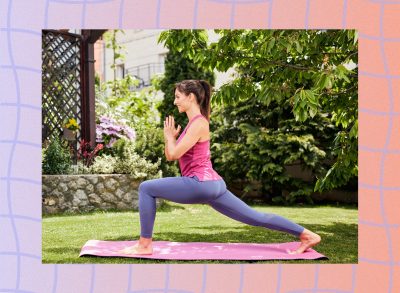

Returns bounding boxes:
[120,79,321,255]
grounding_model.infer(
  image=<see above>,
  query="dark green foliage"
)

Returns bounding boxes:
[211,98,334,204]
[160,29,358,203]
[157,31,215,130]
[42,137,71,174]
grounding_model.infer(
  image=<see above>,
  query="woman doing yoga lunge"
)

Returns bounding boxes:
[120,79,321,255]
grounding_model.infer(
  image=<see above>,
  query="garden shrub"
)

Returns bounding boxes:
[89,139,161,180]
[134,121,180,178]
[42,137,71,174]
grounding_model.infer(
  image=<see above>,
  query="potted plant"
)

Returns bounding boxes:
[63,118,79,141]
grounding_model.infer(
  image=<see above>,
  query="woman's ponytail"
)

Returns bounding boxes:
[199,80,211,121]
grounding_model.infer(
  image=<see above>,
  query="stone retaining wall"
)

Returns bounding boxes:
[42,174,163,215]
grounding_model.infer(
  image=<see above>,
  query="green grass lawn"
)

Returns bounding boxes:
[42,202,358,264]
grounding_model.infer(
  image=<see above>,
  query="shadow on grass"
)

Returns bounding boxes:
[110,221,356,240]
[42,201,185,218]
[157,202,186,212]
[42,201,358,219]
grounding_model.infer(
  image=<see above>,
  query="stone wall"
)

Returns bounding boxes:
[42,174,163,215]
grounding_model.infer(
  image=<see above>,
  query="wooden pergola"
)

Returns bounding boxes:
[42,29,106,150]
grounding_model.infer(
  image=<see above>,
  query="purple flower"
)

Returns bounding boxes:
[124,127,136,140]
[96,116,136,148]
[96,128,103,135]
[112,125,122,132]
[99,123,111,129]
[106,137,117,148]
[99,116,113,124]
[102,129,112,135]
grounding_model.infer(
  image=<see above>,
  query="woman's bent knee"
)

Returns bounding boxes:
[139,180,152,194]
[139,178,164,196]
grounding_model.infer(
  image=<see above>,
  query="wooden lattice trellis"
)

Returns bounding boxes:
[42,30,105,163]
[42,30,82,151]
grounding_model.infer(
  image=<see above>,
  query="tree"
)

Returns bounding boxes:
[159,29,358,202]
[102,29,126,95]
[157,30,215,129]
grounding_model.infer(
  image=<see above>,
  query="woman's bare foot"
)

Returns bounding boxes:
[287,228,321,255]
[119,244,153,255]
[118,237,153,255]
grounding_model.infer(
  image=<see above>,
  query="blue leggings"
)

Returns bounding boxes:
[138,176,305,238]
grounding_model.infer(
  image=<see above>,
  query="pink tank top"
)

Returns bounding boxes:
[176,114,222,181]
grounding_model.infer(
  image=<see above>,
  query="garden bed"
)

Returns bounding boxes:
[42,174,163,215]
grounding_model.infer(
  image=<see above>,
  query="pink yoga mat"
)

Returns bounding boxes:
[79,240,328,260]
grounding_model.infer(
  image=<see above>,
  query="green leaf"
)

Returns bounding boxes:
[295,41,302,53]
[353,30,358,45]
[309,107,318,118]
[267,37,275,53]
[349,120,358,138]
[324,75,332,89]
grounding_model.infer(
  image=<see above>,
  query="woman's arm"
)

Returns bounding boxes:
[164,137,173,161]
[163,115,180,161]
[164,116,207,161]
[164,137,177,161]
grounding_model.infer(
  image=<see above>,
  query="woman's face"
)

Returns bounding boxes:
[174,88,193,113]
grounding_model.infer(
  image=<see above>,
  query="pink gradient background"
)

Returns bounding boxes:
[0,0,398,292]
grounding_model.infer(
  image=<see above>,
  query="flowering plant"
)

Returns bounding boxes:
[96,116,136,148]
[64,118,79,131]
[77,139,104,167]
